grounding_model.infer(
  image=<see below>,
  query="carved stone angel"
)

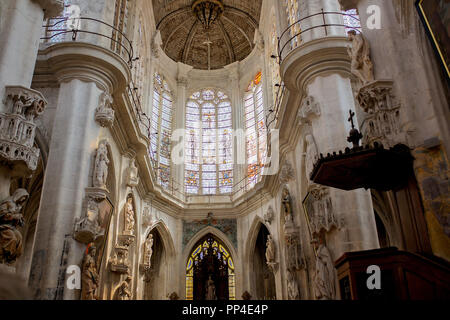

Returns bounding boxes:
[93,142,109,189]
[347,30,375,85]
[0,189,29,265]
[282,188,293,226]
[81,243,99,300]
[265,235,275,263]
[144,234,154,268]
[124,197,135,235]
[312,238,336,300]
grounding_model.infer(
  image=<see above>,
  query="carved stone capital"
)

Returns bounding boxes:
[33,0,65,19]
[95,92,115,128]
[0,86,47,171]
[177,77,189,88]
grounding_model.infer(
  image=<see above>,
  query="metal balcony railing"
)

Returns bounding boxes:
[41,16,134,67]
[277,10,361,63]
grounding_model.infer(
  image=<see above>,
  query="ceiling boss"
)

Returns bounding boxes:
[192,0,224,30]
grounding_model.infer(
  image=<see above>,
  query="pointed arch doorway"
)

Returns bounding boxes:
[186,234,236,300]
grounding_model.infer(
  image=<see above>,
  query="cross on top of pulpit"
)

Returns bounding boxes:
[348,110,356,129]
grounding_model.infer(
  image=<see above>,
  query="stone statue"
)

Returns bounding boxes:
[124,197,135,235]
[126,158,139,188]
[205,275,217,300]
[0,189,29,265]
[265,235,275,263]
[305,134,318,179]
[282,188,293,226]
[264,206,274,225]
[312,239,336,300]
[144,234,154,268]
[116,277,132,300]
[347,30,374,85]
[287,270,299,300]
[93,142,109,189]
[95,92,115,128]
[81,243,99,300]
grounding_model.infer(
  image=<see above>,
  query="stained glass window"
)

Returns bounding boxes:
[285,0,302,49]
[151,72,173,189]
[185,89,233,195]
[343,9,361,32]
[245,72,267,190]
[185,235,235,300]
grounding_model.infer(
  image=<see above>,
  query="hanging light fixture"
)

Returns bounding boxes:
[192,0,224,30]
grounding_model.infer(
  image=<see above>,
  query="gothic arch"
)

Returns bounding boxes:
[183,226,237,264]
[144,221,176,259]
[181,226,237,299]
[244,216,279,299]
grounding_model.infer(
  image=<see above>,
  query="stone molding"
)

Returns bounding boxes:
[280,37,352,93]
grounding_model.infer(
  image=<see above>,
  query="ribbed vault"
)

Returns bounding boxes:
[153,0,262,70]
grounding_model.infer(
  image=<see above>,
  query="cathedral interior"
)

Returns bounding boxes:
[0,0,449,301]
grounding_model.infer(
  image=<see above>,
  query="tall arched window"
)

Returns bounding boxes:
[245,72,267,190]
[185,89,233,195]
[151,73,174,189]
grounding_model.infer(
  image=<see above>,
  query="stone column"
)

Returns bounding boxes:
[225,62,244,197]
[0,0,63,107]
[173,62,192,197]
[28,43,129,299]
[0,0,62,200]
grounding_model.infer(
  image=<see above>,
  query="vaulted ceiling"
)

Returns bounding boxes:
[153,0,262,70]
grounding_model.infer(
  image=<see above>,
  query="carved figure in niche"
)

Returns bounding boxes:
[0,189,29,265]
[116,276,132,300]
[81,243,99,300]
[347,30,375,85]
[144,234,154,268]
[287,270,299,300]
[206,275,217,300]
[312,237,336,300]
[282,188,293,226]
[124,197,135,235]
[305,134,318,179]
[265,234,275,263]
[93,142,109,189]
